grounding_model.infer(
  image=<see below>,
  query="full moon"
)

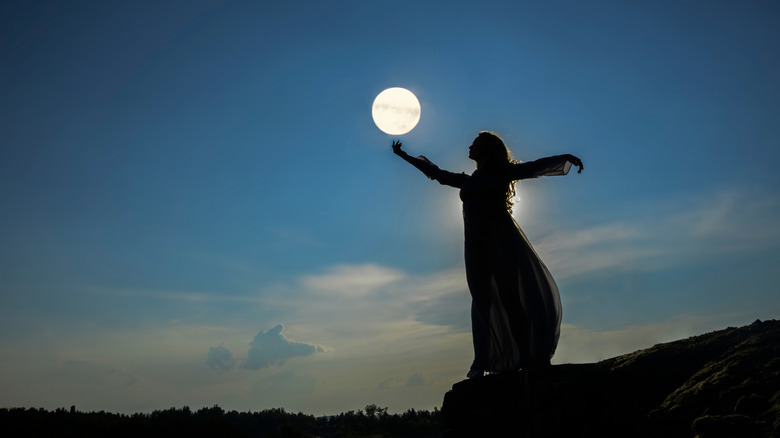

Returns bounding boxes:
[372,87,421,135]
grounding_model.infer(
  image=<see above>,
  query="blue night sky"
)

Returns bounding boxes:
[2,0,779,415]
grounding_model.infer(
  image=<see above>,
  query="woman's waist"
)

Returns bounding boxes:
[462,200,511,215]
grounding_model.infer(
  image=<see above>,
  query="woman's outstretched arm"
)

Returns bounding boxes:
[508,154,584,180]
[392,141,467,188]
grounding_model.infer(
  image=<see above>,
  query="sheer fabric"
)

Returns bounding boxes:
[409,155,572,372]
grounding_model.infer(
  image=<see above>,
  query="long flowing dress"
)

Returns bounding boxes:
[407,154,573,372]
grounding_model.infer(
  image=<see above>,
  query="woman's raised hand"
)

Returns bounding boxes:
[567,155,584,174]
[392,140,404,155]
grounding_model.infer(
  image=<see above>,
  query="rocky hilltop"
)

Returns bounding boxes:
[441,319,779,438]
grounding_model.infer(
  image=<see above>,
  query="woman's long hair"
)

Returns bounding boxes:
[476,131,518,213]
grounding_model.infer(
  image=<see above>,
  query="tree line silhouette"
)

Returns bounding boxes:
[1,404,441,437]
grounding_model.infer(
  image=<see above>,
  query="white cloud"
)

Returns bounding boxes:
[245,324,325,370]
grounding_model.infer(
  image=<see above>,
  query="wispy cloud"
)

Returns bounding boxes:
[537,222,658,278]
[98,287,265,303]
[536,187,780,280]
[300,264,406,298]
[673,188,780,246]
[268,266,470,355]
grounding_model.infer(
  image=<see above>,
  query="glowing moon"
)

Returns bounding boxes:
[372,87,421,135]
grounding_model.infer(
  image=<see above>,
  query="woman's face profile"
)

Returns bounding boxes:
[468,137,484,161]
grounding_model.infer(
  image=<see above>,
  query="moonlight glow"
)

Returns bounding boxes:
[372,87,421,135]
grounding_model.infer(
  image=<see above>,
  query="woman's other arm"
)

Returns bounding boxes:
[508,154,584,180]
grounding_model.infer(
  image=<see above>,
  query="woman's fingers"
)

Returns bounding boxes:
[568,155,583,173]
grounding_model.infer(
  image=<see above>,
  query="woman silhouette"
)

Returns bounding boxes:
[393,131,582,378]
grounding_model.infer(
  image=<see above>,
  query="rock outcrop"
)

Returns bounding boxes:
[441,319,780,437]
